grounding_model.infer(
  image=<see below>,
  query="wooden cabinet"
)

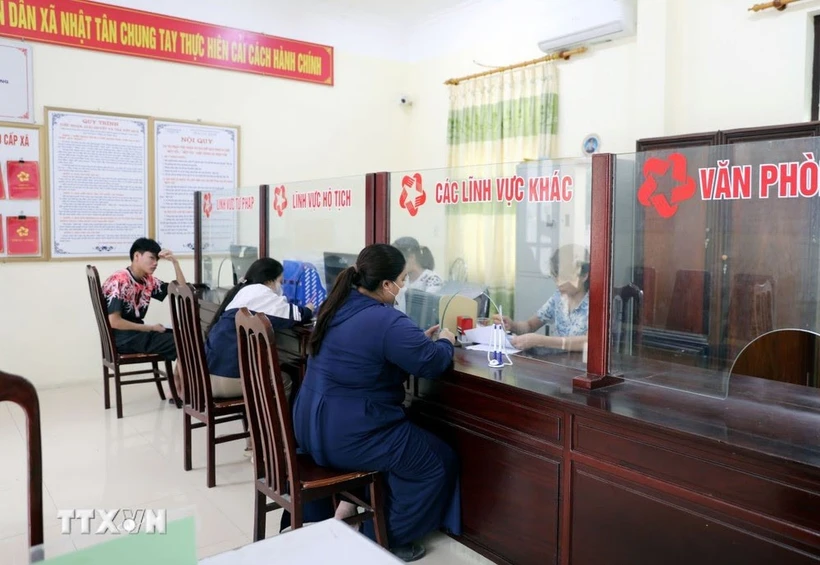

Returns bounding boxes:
[634,123,820,372]
[408,350,820,565]
[411,377,564,565]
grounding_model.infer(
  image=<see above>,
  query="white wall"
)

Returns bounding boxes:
[664,0,815,134]
[405,0,817,168]
[0,35,412,388]
[4,0,819,389]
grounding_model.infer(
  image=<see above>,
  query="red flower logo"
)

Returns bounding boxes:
[399,173,426,217]
[273,185,288,217]
[637,153,696,219]
[203,193,213,218]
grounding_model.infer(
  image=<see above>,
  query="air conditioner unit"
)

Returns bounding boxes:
[537,0,636,53]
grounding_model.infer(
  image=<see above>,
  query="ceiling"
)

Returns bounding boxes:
[111,0,541,61]
[303,0,489,26]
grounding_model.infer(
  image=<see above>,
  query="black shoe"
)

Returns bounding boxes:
[390,543,426,562]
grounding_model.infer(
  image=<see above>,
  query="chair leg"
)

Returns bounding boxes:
[370,475,389,548]
[167,360,182,407]
[253,489,267,542]
[207,418,216,488]
[183,413,192,472]
[152,361,166,401]
[114,367,124,419]
[292,502,303,530]
[241,413,250,440]
[103,366,111,410]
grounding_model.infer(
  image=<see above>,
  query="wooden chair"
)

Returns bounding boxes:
[234,308,388,546]
[85,266,180,419]
[168,282,249,488]
[612,283,643,354]
[0,371,43,560]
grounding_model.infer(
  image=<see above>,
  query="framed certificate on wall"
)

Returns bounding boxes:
[0,122,46,261]
[0,38,34,124]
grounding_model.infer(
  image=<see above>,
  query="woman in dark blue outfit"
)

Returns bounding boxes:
[292,244,461,562]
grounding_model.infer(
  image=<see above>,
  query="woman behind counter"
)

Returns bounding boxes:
[496,244,590,352]
[292,243,460,562]
[393,236,444,294]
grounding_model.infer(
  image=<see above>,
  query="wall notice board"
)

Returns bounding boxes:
[47,108,150,258]
[46,107,241,259]
[153,120,240,254]
[0,122,46,260]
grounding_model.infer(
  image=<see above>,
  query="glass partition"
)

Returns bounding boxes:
[611,137,820,398]
[197,185,261,303]
[266,175,368,308]
[389,158,591,372]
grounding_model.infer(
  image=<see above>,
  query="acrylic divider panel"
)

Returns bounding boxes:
[267,176,367,301]
[199,186,260,298]
[389,158,591,371]
[610,136,820,398]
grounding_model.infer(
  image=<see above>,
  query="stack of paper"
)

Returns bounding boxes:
[462,326,521,354]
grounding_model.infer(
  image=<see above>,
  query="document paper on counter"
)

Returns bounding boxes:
[462,326,521,354]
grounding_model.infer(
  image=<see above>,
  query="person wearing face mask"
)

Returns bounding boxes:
[392,237,444,294]
[292,244,459,562]
[204,258,314,401]
[495,244,590,352]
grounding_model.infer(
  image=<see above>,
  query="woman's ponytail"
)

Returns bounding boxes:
[308,266,357,355]
[308,244,406,356]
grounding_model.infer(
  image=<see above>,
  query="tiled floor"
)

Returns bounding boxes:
[1,381,492,564]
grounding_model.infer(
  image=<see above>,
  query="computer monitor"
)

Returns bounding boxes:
[229,245,259,285]
[323,252,359,288]
[405,289,440,330]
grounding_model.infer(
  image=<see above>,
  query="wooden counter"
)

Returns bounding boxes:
[407,349,820,565]
[198,294,820,564]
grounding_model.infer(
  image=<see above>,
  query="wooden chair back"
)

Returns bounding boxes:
[612,283,643,354]
[726,273,777,360]
[667,269,711,334]
[752,280,774,337]
[86,265,117,364]
[731,328,820,387]
[235,308,300,501]
[168,282,214,412]
[0,371,43,555]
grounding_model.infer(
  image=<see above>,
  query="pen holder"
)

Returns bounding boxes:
[487,323,513,368]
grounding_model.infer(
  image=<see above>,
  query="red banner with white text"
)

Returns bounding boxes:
[0,0,334,85]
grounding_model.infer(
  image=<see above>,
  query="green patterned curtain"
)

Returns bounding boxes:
[445,64,559,317]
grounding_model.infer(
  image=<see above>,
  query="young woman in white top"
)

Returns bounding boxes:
[204,258,313,400]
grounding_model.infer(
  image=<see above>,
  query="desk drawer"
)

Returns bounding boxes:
[419,380,562,446]
[573,418,820,532]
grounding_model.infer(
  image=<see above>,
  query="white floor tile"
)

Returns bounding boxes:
[197,536,247,560]
[1,523,76,565]
[4,382,491,564]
